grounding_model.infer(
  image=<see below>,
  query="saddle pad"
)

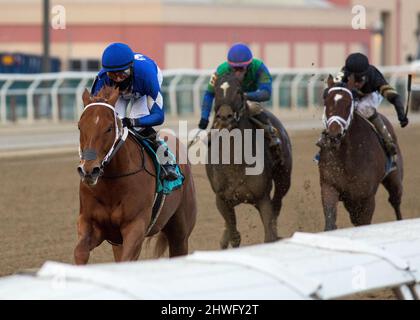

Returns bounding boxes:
[129,130,184,195]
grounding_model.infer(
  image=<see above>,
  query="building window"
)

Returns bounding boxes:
[69,59,100,71]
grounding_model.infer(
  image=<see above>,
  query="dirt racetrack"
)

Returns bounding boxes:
[0,123,419,299]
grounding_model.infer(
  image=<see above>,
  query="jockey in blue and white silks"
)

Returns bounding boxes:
[91,42,178,181]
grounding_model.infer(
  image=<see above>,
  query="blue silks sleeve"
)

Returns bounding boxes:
[201,90,215,120]
[246,63,272,102]
[136,103,164,127]
[134,69,165,127]
[246,85,271,102]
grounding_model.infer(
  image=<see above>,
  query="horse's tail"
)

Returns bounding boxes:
[154,232,168,258]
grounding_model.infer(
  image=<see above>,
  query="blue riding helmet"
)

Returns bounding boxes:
[102,43,134,72]
[227,43,253,68]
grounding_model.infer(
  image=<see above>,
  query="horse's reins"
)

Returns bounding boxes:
[322,87,355,136]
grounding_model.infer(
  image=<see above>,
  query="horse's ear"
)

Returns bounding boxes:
[327,74,334,89]
[108,87,120,106]
[347,73,356,90]
[82,88,92,107]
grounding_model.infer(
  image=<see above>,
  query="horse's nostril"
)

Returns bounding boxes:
[77,166,85,177]
[91,166,101,177]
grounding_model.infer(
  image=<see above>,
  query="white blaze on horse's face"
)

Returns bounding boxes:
[334,94,343,104]
[220,82,230,98]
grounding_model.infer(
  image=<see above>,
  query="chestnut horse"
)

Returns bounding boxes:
[75,86,197,264]
[319,75,403,231]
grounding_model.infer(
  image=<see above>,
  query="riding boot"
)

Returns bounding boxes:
[147,134,179,181]
[249,112,284,166]
[369,112,398,169]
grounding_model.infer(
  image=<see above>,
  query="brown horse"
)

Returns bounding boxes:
[319,75,403,231]
[205,72,292,248]
[74,86,197,264]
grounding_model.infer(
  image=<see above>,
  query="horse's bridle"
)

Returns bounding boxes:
[216,89,246,127]
[79,102,129,174]
[322,87,355,137]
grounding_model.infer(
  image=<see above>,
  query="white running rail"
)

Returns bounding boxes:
[0,218,419,300]
[0,65,417,125]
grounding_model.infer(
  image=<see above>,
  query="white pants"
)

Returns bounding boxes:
[356,91,383,118]
[114,67,163,120]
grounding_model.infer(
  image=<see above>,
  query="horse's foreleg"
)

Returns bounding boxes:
[216,195,240,249]
[256,196,278,243]
[321,184,339,231]
[112,245,123,262]
[119,217,147,261]
[74,216,103,265]
[347,197,375,226]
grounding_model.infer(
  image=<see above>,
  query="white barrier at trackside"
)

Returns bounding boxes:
[0,218,419,300]
[0,65,417,125]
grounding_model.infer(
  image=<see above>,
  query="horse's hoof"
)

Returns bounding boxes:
[220,231,230,249]
[231,233,241,248]
[220,242,229,249]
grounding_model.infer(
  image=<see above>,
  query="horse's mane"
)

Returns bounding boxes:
[215,72,240,89]
[92,85,119,103]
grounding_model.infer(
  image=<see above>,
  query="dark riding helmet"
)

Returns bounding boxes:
[102,42,134,72]
[227,43,253,68]
[344,53,370,79]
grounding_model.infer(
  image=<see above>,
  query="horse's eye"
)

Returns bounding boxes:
[105,125,113,133]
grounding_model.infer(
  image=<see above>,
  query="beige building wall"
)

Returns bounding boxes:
[0,0,371,28]
[322,43,346,68]
[200,43,229,69]
[165,43,196,69]
[355,0,420,64]
[249,43,261,59]
[1,0,419,68]
[265,43,290,68]
[349,42,368,55]
[400,0,420,62]
[295,43,318,68]
[0,43,41,54]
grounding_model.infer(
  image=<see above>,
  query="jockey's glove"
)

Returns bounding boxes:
[399,117,409,128]
[122,117,136,128]
[389,95,409,128]
[198,118,209,130]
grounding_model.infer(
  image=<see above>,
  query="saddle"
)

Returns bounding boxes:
[129,129,184,235]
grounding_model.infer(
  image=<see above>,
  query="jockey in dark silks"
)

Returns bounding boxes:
[316,52,409,170]
[198,43,284,164]
[91,42,178,181]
